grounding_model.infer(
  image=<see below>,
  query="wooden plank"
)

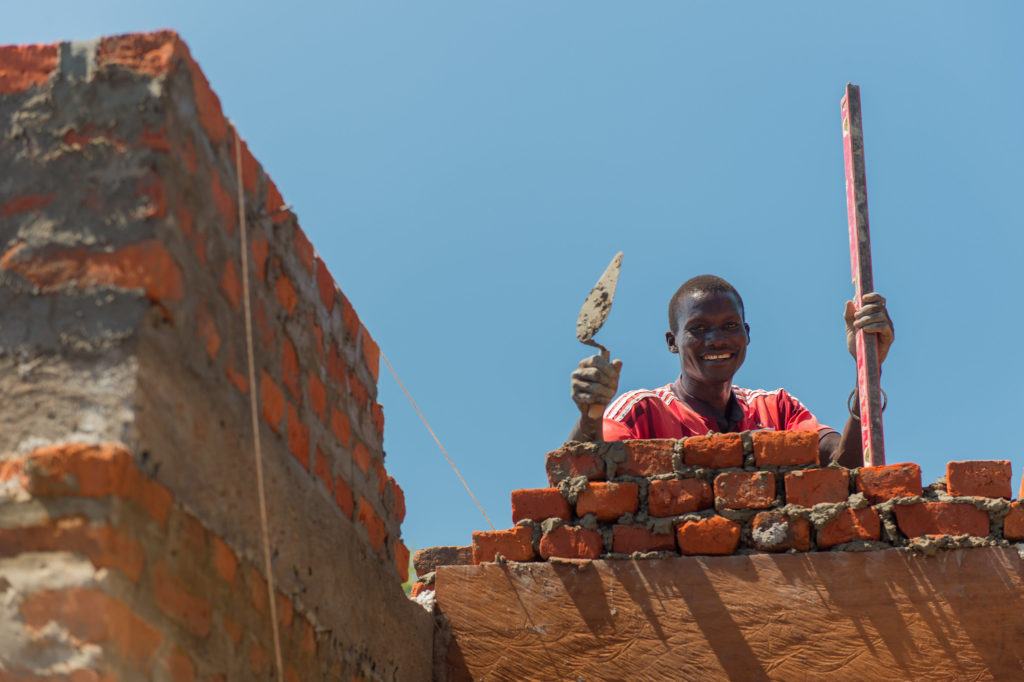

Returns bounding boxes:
[841,83,886,466]
[437,548,1024,680]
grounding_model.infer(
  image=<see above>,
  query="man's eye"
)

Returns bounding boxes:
[724,322,739,330]
[688,326,705,335]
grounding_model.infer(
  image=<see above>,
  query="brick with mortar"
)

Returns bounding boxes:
[946,460,1012,499]
[259,371,285,434]
[676,516,741,556]
[784,467,850,507]
[576,481,639,522]
[714,471,776,510]
[683,433,744,468]
[856,463,922,503]
[312,446,333,495]
[358,498,388,552]
[612,525,676,553]
[539,525,603,560]
[330,408,352,448]
[545,443,606,486]
[1003,502,1024,541]
[388,477,406,524]
[275,274,299,315]
[152,561,212,637]
[753,430,818,467]
[413,546,472,575]
[315,257,335,311]
[394,540,410,582]
[648,479,713,517]
[511,488,571,523]
[219,258,241,309]
[286,403,310,469]
[308,372,327,421]
[817,507,881,548]
[281,338,301,399]
[750,512,811,552]
[334,475,354,519]
[210,535,238,584]
[472,526,535,563]
[894,502,989,538]
[618,439,675,476]
[0,518,144,582]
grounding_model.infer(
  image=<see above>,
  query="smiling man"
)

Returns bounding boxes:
[568,275,894,467]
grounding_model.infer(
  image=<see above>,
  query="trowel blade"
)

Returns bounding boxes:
[576,251,623,344]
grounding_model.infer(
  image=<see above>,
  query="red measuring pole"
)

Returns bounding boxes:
[840,83,885,467]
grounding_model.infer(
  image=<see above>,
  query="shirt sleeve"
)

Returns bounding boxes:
[778,389,837,436]
[602,418,635,441]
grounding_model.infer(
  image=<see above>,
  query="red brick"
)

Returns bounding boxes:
[618,439,675,476]
[166,646,195,682]
[1,193,54,217]
[246,565,269,614]
[340,293,361,340]
[682,433,744,468]
[19,587,162,668]
[784,467,850,507]
[275,274,299,315]
[331,408,352,447]
[276,590,294,628]
[294,228,315,274]
[1004,502,1024,541]
[210,535,238,583]
[394,540,410,582]
[250,236,269,282]
[676,516,741,556]
[946,460,1012,499]
[311,319,325,359]
[576,481,639,522]
[308,372,327,421]
[315,257,335,311]
[209,171,236,234]
[714,471,776,510]
[254,298,274,348]
[352,440,371,475]
[753,430,818,467]
[511,488,571,523]
[239,138,259,194]
[750,512,811,552]
[612,525,676,553]
[0,240,183,303]
[334,474,354,518]
[545,444,606,486]
[222,614,242,645]
[286,403,310,469]
[281,338,301,399]
[472,525,535,563]
[226,362,249,394]
[249,643,270,675]
[361,325,381,382]
[219,258,242,309]
[358,498,388,552]
[313,447,333,494]
[648,478,713,517]
[96,30,181,76]
[348,368,370,409]
[327,343,346,386]
[894,502,989,538]
[196,306,221,360]
[152,561,212,637]
[539,525,603,560]
[260,371,285,433]
[388,477,406,524]
[266,177,286,221]
[856,463,922,503]
[411,582,433,598]
[0,517,144,582]
[817,507,881,548]
[372,402,385,438]
[0,43,59,94]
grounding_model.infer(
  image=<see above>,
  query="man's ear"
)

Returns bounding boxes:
[744,323,751,343]
[665,331,678,353]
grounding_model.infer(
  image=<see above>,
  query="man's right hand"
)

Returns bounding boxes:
[570,354,622,419]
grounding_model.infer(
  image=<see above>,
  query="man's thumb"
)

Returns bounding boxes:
[612,359,623,373]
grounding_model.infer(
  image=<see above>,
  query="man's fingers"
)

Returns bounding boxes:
[862,292,887,306]
[853,303,888,319]
[572,366,617,386]
[844,300,856,325]
[571,378,615,399]
[853,312,891,329]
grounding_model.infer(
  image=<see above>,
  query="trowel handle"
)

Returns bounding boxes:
[586,346,611,421]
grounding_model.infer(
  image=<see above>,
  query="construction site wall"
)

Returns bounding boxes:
[0,31,431,680]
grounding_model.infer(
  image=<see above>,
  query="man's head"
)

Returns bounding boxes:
[666,275,750,385]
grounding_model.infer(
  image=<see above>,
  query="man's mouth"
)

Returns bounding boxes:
[701,352,735,361]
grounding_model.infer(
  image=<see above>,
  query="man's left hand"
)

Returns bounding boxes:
[844,292,895,364]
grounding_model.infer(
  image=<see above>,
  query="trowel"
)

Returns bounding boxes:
[575,251,623,420]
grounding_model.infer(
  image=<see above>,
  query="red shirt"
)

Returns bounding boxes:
[603,379,835,441]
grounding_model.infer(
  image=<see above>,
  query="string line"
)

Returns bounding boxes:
[234,127,286,681]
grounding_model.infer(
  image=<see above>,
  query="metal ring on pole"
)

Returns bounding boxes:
[848,388,887,420]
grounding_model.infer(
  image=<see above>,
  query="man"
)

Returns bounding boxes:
[568,275,894,467]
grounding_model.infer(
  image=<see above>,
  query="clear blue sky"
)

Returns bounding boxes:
[6,2,1023,554]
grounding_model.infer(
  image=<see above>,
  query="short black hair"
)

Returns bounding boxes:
[668,275,745,331]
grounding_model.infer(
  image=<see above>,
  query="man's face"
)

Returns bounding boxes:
[668,290,749,385]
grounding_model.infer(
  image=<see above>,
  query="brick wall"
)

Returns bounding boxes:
[0,31,431,679]
[412,431,1021,596]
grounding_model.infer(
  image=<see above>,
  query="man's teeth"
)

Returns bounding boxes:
[703,353,732,360]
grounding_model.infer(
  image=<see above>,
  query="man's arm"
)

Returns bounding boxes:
[822,291,895,466]
[568,354,621,442]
